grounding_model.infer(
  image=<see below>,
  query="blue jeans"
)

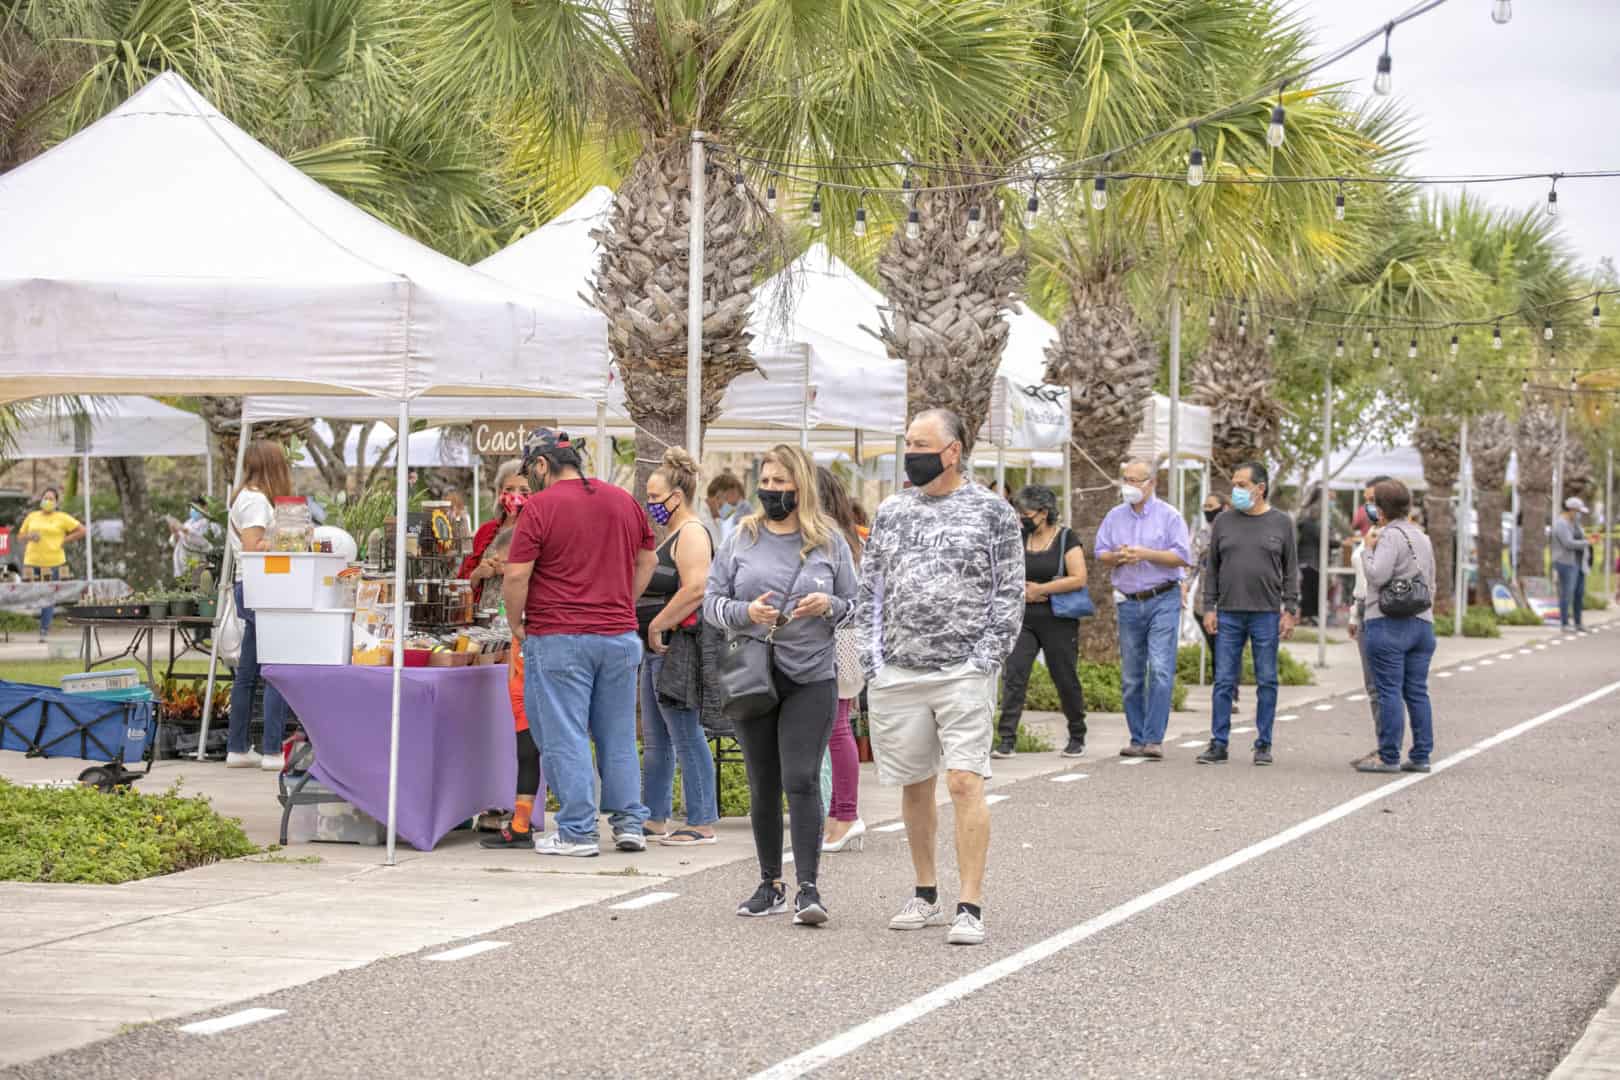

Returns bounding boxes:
[29,565,63,634]
[227,581,290,754]
[1363,616,1436,765]
[640,654,718,827]
[1116,588,1181,745]
[1211,611,1280,748]
[1555,562,1587,629]
[525,632,648,844]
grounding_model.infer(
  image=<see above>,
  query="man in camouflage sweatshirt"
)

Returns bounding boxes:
[856,409,1024,947]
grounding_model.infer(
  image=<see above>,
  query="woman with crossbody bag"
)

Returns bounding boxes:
[704,446,857,927]
[1357,478,1438,775]
[994,485,1090,760]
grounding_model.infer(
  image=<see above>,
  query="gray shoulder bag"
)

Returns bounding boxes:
[1377,524,1432,618]
[716,557,806,723]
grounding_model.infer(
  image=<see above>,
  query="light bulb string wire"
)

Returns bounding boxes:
[1177,283,1620,333]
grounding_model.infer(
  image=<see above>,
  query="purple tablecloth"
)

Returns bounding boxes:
[262,664,516,851]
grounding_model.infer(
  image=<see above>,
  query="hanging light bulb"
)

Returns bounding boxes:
[765,185,778,215]
[1450,334,1460,356]
[1024,192,1039,230]
[1208,309,1217,329]
[1334,188,1346,221]
[1372,340,1382,359]
[1408,337,1418,360]
[1187,146,1205,187]
[905,208,920,241]
[1592,303,1602,328]
[1373,27,1394,96]
[1364,328,1374,345]
[1543,319,1554,341]
[901,175,914,205]
[1091,175,1109,212]
[1474,373,1483,391]
[809,193,822,229]
[1547,179,1559,217]
[1266,100,1286,149]
[1492,323,1503,349]
[1521,374,1529,393]
[1569,373,1579,393]
[1335,338,1345,358]
[1492,0,1512,24]
[733,172,747,197]
[966,205,983,239]
[1237,309,1247,338]
[853,205,867,238]
[1429,366,1438,384]
[1266,327,1277,348]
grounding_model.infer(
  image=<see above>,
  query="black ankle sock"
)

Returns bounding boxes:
[958,902,982,920]
[915,886,939,904]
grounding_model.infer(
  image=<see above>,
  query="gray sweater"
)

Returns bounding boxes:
[1551,516,1591,567]
[1202,507,1300,614]
[1361,521,1437,623]
[703,524,857,683]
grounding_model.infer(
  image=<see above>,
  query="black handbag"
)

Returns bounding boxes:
[716,560,805,723]
[1377,525,1433,618]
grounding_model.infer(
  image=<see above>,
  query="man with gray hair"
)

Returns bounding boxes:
[857,408,1024,946]
[1094,459,1192,759]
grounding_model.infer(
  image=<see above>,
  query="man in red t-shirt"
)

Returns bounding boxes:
[504,428,658,857]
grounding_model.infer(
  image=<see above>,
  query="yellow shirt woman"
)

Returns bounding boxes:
[21,507,84,572]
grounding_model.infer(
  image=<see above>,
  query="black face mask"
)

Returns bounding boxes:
[758,489,798,522]
[1020,516,1039,538]
[904,451,948,488]
[1204,508,1221,524]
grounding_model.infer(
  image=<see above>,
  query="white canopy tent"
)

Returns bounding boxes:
[1127,394,1215,466]
[2,397,211,587]
[1297,442,1428,492]
[0,73,614,864]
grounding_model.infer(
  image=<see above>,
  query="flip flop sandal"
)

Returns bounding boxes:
[660,828,718,846]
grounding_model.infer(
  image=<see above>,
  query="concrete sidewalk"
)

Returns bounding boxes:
[1552,978,1620,1079]
[0,612,1610,1068]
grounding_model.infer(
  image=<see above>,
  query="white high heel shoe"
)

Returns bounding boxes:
[822,818,866,853]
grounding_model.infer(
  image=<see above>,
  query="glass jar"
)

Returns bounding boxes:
[270,497,314,553]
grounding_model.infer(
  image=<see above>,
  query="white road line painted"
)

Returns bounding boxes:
[1519,649,1533,655]
[875,822,907,833]
[1118,758,1146,766]
[1230,726,1254,735]
[1049,773,1088,784]
[608,891,680,912]
[179,1008,286,1036]
[749,678,1620,1080]
[1536,645,1548,651]
[426,941,509,962]
[1179,740,1205,749]
[1277,714,1299,722]
[1438,671,1454,678]
[1461,665,1476,672]
[985,794,1010,805]
[1497,654,1513,662]
[1479,659,1494,666]
[1313,704,1334,712]
[1347,693,1367,702]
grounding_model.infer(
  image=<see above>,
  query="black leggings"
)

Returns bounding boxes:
[998,607,1087,743]
[517,729,540,797]
[733,670,836,887]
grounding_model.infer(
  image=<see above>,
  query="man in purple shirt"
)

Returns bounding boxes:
[1094,460,1192,759]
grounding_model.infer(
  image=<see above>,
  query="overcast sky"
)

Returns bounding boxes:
[1291,0,1620,275]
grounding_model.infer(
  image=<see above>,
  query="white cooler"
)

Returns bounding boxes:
[240,552,351,610]
[256,609,354,665]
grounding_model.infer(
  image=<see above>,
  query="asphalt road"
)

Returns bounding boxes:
[11,626,1620,1080]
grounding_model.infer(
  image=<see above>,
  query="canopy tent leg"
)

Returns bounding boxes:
[386,400,409,866]
[1606,448,1615,601]
[1317,357,1331,669]
[596,402,610,481]
[472,454,481,531]
[894,435,904,494]
[800,352,812,453]
[995,440,1006,498]
[206,446,214,500]
[852,429,864,506]
[81,454,94,596]
[197,423,252,759]
[1062,437,1073,525]
[1455,417,1470,637]
[1168,287,1182,518]
[686,132,705,462]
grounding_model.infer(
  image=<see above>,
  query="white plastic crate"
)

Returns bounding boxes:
[255,609,354,665]
[239,552,350,611]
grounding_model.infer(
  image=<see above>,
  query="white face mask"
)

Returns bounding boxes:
[1120,483,1146,506]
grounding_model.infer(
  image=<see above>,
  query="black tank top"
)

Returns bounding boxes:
[636,523,711,638]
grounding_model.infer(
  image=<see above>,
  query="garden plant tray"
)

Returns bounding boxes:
[65,603,165,621]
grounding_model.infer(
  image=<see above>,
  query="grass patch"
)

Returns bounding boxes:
[1285,628,1343,645]
[0,659,222,688]
[1027,660,1190,713]
[1584,593,1610,612]
[1014,724,1054,753]
[1432,608,1501,638]
[1176,645,1315,687]
[0,778,257,884]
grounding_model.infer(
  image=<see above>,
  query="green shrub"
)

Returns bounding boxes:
[1433,609,1500,638]
[1584,592,1610,612]
[1014,724,1055,753]
[1027,660,1188,713]
[1176,645,1314,687]
[0,779,257,884]
[1496,606,1543,626]
[0,611,37,635]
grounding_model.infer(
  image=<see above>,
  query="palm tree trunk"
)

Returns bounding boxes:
[1191,316,1283,495]
[1414,417,1461,612]
[1470,412,1512,600]
[1516,401,1558,579]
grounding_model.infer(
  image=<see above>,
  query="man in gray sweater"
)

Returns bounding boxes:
[1198,461,1299,766]
[1552,497,1595,631]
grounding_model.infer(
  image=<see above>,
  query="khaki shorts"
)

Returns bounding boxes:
[867,661,995,786]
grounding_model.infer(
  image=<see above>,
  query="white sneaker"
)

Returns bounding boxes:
[889,896,948,931]
[534,833,599,858]
[259,753,285,772]
[225,751,262,769]
[947,909,986,946]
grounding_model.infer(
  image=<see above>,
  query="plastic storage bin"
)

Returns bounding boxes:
[256,609,355,665]
[240,552,351,610]
[59,669,142,694]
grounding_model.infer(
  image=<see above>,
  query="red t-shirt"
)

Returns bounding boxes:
[508,479,654,637]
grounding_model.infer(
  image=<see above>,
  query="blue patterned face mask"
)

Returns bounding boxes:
[646,496,675,527]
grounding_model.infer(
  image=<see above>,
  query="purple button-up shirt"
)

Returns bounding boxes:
[1093,496,1192,596]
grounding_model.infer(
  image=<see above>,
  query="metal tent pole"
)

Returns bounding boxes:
[596,402,610,480]
[197,423,252,759]
[1168,288,1182,516]
[995,439,1006,498]
[1317,359,1332,669]
[1605,447,1614,600]
[81,454,94,595]
[472,454,481,531]
[800,352,812,452]
[385,399,410,866]
[1062,437,1073,524]
[205,446,214,500]
[894,435,905,492]
[686,132,706,462]
[1454,416,1470,638]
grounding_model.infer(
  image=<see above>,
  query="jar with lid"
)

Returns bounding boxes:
[270,497,314,553]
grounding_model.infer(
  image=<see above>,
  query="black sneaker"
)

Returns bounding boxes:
[1252,745,1274,766]
[793,884,829,926]
[990,739,1016,760]
[479,825,534,850]
[1195,741,1229,765]
[1060,738,1086,758]
[1354,759,1400,774]
[1401,760,1431,773]
[737,880,788,918]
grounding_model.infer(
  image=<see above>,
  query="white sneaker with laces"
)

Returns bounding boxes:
[947,909,986,946]
[224,751,262,769]
[889,896,948,931]
[260,753,285,772]
[534,833,599,858]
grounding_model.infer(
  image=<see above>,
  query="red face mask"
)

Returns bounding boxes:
[498,491,527,519]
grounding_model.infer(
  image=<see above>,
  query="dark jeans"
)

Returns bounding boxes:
[733,670,836,887]
[1363,616,1436,765]
[1300,567,1320,620]
[1555,562,1587,629]
[998,608,1087,744]
[27,565,62,634]
[1211,611,1279,749]
[1195,613,1237,704]
[227,581,290,755]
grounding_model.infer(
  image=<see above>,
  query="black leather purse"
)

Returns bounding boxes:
[716,560,805,723]
[1377,525,1433,618]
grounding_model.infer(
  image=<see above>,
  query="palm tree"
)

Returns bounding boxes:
[1516,395,1561,578]
[1470,410,1513,597]
[1412,416,1461,610]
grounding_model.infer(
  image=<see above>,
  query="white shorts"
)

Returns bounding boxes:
[867,661,996,786]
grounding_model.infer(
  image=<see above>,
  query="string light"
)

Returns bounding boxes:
[1025,180,1040,229]
[1492,0,1512,25]
[733,172,747,197]
[853,202,867,238]
[1473,372,1483,391]
[966,205,983,239]
[1187,145,1205,188]
[1408,337,1418,359]
[1372,339,1382,359]
[809,189,822,229]
[901,174,914,205]
[1334,185,1346,221]
[1543,319,1554,341]
[905,207,920,240]
[1547,177,1559,217]
[765,185,778,214]
[1373,25,1394,97]
[1267,88,1287,149]
[1266,327,1277,348]
[1237,306,1248,337]
[1450,334,1459,356]
[1429,365,1438,384]
[1208,309,1217,329]
[1335,338,1345,358]
[1593,303,1602,329]
[1091,175,1109,211]
[1364,328,1374,345]
[1492,323,1503,349]
[1521,373,1529,393]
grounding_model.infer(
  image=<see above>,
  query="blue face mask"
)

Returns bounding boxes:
[1364,503,1380,524]
[188,507,204,523]
[718,500,741,520]
[646,497,674,527]
[1230,487,1254,512]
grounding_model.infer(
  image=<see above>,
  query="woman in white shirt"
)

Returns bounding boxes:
[226,441,295,771]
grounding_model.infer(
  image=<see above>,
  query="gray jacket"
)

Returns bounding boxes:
[1361,521,1437,623]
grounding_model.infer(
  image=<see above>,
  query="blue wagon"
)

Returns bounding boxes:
[0,680,157,791]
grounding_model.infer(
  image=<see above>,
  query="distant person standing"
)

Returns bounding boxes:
[1357,478,1438,773]
[1198,462,1299,767]
[1297,489,1323,626]
[858,409,1023,947]
[225,443,295,771]
[1094,461,1191,761]
[504,428,656,857]
[1346,477,1392,768]
[1551,497,1594,632]
[705,471,746,546]
[1189,492,1236,712]
[18,487,85,642]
